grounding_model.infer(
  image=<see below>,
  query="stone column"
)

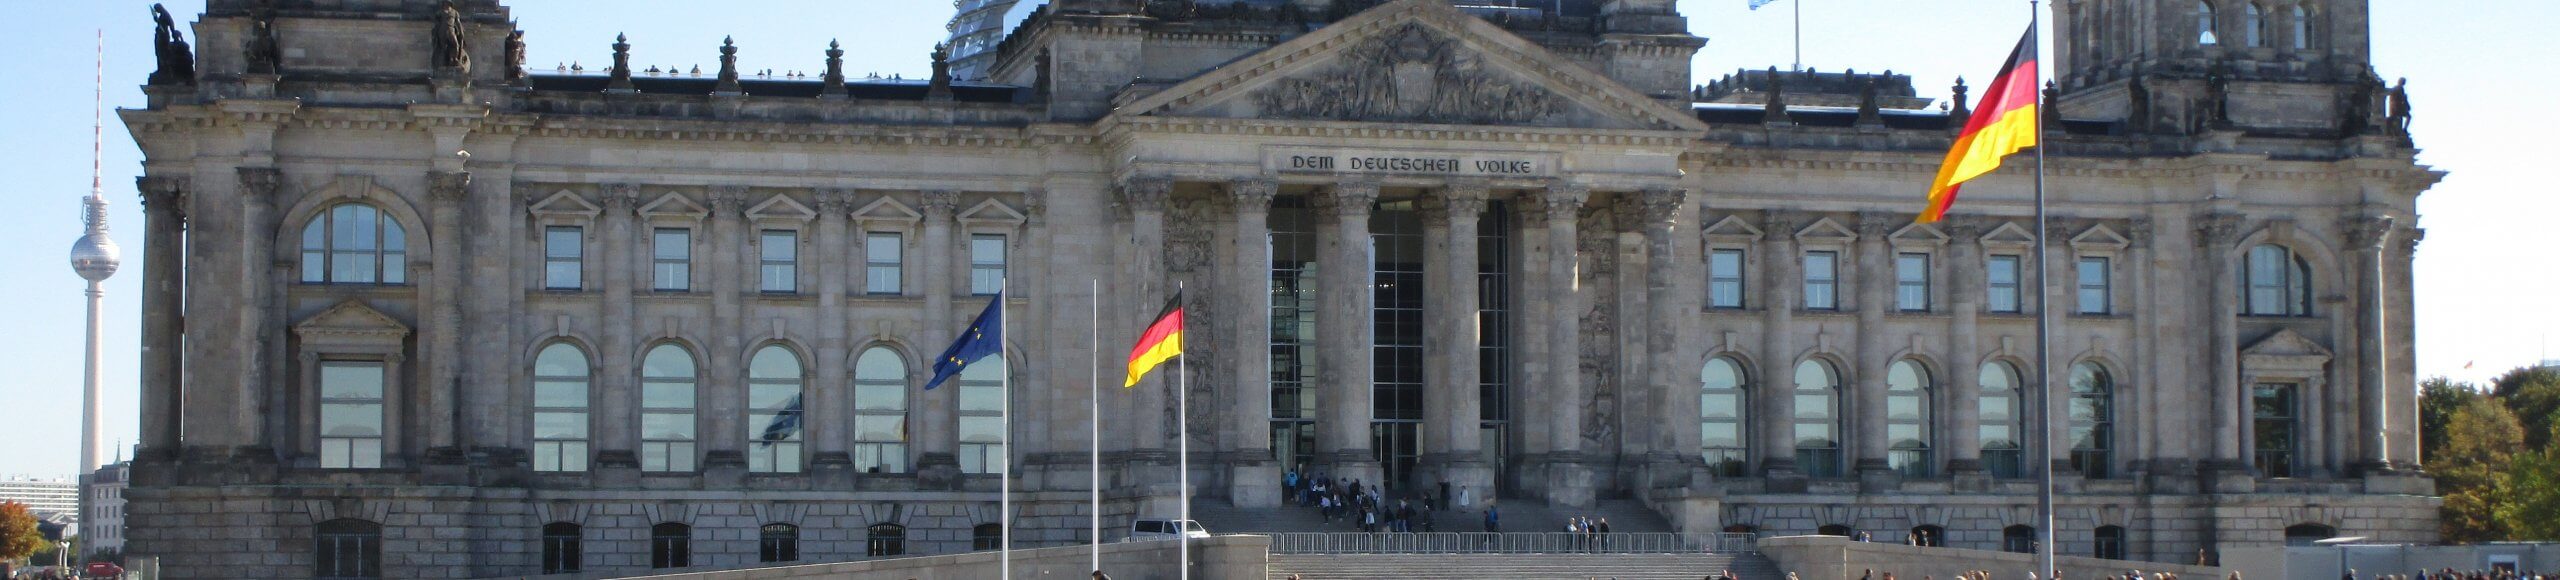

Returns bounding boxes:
[1944,221,1986,477]
[1641,187,1702,487]
[1540,184,1594,507]
[424,171,470,464]
[1758,211,1802,477]
[2349,214,2395,471]
[1853,212,1895,482]
[1508,200,1553,464]
[1227,179,1281,506]
[916,190,963,487]
[1315,180,1383,485]
[137,177,187,460]
[703,187,749,474]
[1421,182,1492,498]
[595,185,640,470]
[236,167,282,458]
[2198,213,2247,478]
[812,189,855,473]
[1116,180,1172,465]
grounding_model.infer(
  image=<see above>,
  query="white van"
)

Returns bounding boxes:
[1126,519,1210,542]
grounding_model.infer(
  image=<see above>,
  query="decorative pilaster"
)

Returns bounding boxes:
[2197,213,2248,483]
[1116,180,1172,466]
[594,185,641,470]
[423,171,471,465]
[1758,210,1803,480]
[1227,179,1280,507]
[1541,183,1594,507]
[2348,214,2396,472]
[1944,221,1987,478]
[136,176,188,461]
[811,189,855,472]
[1640,187,1702,487]
[1853,212,1895,483]
[1315,180,1382,485]
[702,187,749,474]
[915,189,962,488]
[235,167,282,459]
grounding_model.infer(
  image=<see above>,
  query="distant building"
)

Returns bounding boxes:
[87,462,128,556]
[0,477,79,517]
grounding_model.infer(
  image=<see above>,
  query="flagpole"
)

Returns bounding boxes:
[1090,279,1103,576]
[1793,0,1803,72]
[999,281,1013,580]
[1176,282,1192,580]
[2028,0,2057,577]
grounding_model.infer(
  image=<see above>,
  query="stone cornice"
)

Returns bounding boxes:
[1104,115,1696,148]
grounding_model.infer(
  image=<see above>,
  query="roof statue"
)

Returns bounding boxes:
[433,0,470,73]
[148,4,195,85]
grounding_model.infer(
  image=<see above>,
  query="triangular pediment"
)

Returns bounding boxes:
[2243,329,2333,359]
[1890,223,1950,246]
[1118,0,1707,132]
[745,194,817,223]
[852,197,923,225]
[1795,218,1858,243]
[294,300,412,339]
[1702,215,1765,240]
[958,199,1026,226]
[1980,222,2036,246]
[637,192,708,220]
[2071,224,2131,250]
[527,190,600,218]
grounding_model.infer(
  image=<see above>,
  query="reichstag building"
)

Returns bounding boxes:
[121,0,2438,577]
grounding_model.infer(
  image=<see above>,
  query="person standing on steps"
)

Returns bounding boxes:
[1484,503,1499,533]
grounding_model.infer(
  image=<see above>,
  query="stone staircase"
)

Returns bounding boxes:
[1195,497,1675,535]
[1267,553,1787,580]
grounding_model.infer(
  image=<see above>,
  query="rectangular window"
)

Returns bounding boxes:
[1803,251,1839,310]
[1895,252,1931,312]
[1988,255,2023,313]
[971,234,1007,295]
[760,230,798,294]
[2253,383,2298,478]
[543,226,583,290]
[317,362,386,470]
[532,378,589,473]
[1709,249,1746,309]
[652,228,691,292]
[641,383,696,473]
[2077,256,2112,315]
[866,232,904,295]
[957,378,1005,474]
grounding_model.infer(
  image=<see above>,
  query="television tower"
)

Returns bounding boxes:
[67,30,118,560]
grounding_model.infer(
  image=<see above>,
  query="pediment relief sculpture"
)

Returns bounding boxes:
[1252,24,1563,126]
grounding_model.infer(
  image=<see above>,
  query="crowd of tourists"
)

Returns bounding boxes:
[1285,467,1438,533]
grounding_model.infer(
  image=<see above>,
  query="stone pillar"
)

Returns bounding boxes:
[1117,180,1172,464]
[1315,180,1382,485]
[2198,213,2248,480]
[1227,179,1281,507]
[1421,182,1493,498]
[235,167,282,458]
[595,185,640,471]
[1944,222,1987,477]
[1641,187,1702,487]
[1508,199,1553,465]
[915,189,963,487]
[424,171,470,464]
[2349,214,2395,471]
[1853,212,1895,483]
[812,189,855,473]
[1540,184,1594,507]
[1758,211,1802,478]
[137,176,187,460]
[703,187,749,475]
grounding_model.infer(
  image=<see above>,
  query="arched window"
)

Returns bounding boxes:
[2284,523,2337,546]
[2197,1,2220,45]
[1910,524,1946,547]
[2244,3,2267,47]
[315,519,382,579]
[2069,362,2116,478]
[640,344,699,473]
[748,345,806,474]
[299,203,408,285]
[2095,525,2128,560]
[650,523,692,569]
[1979,361,2026,478]
[1701,357,1750,477]
[1793,360,1843,478]
[2290,5,2312,50]
[957,357,1008,474]
[973,523,1005,551]
[1886,360,1934,478]
[758,523,801,563]
[532,344,591,473]
[2004,525,2037,554]
[540,522,582,574]
[866,523,908,557]
[853,347,911,473]
[2243,244,2314,316]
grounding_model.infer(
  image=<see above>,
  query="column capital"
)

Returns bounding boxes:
[136,176,188,216]
[1019,189,1048,224]
[2195,212,2245,247]
[236,167,282,197]
[920,189,961,218]
[1539,183,1588,221]
[427,171,471,203]
[1762,209,1801,241]
[1510,192,1549,222]
[707,185,750,216]
[1119,178,1172,214]
[1944,221,1983,241]
[1637,187,1686,225]
[2399,227,2425,255]
[2125,217,2154,246]
[1228,179,1279,213]
[813,188,855,215]
[2345,214,2396,251]
[601,183,641,213]
[1317,180,1380,217]
[1855,211,1896,239]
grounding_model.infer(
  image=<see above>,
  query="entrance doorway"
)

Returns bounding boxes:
[1373,421,1422,492]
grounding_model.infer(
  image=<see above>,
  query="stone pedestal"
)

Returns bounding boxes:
[1855,460,1901,493]
[2201,461,2256,494]
[917,452,963,491]
[1545,456,1596,508]
[1227,459,1282,508]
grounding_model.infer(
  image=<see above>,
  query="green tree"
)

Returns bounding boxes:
[0,501,42,563]
[2436,398,2525,543]
[2499,425,2560,541]
[2494,366,2560,450]
[2420,377,2482,466]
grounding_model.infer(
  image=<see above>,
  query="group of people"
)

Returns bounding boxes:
[1285,468,1438,533]
[2352,569,2556,580]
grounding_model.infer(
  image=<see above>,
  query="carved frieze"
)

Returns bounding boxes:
[1252,24,1564,125]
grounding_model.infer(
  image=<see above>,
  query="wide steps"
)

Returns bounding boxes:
[1267,553,1785,580]
[1199,497,1676,536]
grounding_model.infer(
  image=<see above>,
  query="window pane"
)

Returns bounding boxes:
[535,345,588,378]
[321,364,384,399]
[320,403,384,437]
[655,229,689,259]
[750,384,800,410]
[643,383,694,409]
[334,252,376,284]
[547,227,583,258]
[547,262,582,290]
[855,383,907,410]
[643,413,696,439]
[643,346,696,378]
[302,252,326,283]
[534,412,588,439]
[381,253,405,284]
[854,416,905,441]
[534,380,587,408]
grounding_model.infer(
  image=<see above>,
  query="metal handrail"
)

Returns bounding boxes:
[1265,532,1759,555]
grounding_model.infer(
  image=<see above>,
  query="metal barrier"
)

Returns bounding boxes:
[1266,532,1759,555]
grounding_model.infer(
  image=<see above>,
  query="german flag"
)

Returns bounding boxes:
[1124,292,1184,388]
[1919,25,2041,224]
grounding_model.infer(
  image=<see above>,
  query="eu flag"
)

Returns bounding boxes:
[924,289,1004,390]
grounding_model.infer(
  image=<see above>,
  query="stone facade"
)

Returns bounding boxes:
[122,0,2438,578]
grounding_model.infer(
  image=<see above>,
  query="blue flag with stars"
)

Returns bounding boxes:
[925,289,1004,390]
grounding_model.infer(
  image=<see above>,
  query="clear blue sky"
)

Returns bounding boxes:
[0,1,2546,478]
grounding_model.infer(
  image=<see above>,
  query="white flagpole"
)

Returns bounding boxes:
[1793,0,1803,72]
[2028,1,2057,576]
[1000,281,1012,580]
[1090,279,1103,576]
[1176,282,1192,580]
